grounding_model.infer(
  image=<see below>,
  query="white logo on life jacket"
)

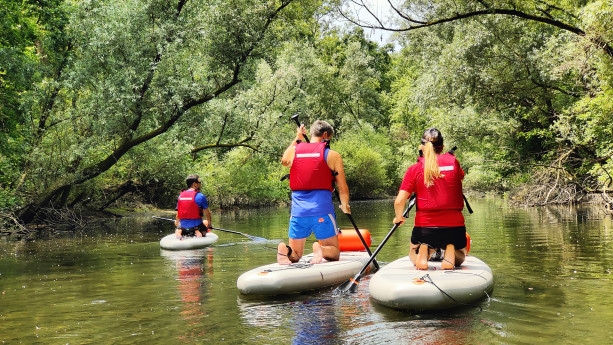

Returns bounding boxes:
[296,153,321,158]
[179,197,194,200]
[439,166,454,171]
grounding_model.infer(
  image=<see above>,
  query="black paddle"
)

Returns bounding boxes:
[447,146,473,214]
[335,194,417,294]
[333,189,380,270]
[151,216,267,241]
[290,114,310,143]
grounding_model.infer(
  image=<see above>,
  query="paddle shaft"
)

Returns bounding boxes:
[151,216,265,241]
[290,114,310,143]
[333,189,379,270]
[340,194,416,291]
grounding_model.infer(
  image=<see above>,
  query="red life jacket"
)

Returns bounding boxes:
[415,153,464,211]
[289,142,334,192]
[177,190,203,219]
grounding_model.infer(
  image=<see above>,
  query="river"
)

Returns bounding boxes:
[0,198,611,344]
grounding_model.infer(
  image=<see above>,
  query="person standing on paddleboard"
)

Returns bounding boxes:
[175,174,213,238]
[393,128,468,270]
[278,120,351,265]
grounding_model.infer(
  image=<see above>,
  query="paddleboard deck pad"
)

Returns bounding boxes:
[237,251,374,296]
[369,255,493,311]
[159,232,219,250]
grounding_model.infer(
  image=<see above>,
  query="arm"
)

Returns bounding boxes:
[393,190,411,225]
[203,208,212,229]
[327,150,350,214]
[281,125,306,167]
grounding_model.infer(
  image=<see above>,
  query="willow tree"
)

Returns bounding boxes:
[9,0,319,223]
[339,0,613,205]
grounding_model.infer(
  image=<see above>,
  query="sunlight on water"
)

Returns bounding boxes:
[0,199,612,344]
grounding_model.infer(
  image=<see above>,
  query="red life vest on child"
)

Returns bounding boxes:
[415,153,464,211]
[177,190,202,219]
[289,142,334,192]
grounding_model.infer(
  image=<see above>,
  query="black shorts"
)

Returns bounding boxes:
[179,223,207,237]
[411,226,467,249]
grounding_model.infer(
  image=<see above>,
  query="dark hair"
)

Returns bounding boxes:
[185,174,200,188]
[310,120,334,138]
[421,128,444,150]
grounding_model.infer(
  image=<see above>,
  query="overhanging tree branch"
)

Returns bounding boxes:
[340,3,613,58]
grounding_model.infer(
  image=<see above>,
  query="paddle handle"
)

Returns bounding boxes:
[290,114,309,143]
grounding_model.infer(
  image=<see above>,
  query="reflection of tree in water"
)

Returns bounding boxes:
[238,297,342,345]
[290,299,341,345]
[162,248,213,342]
[237,281,477,344]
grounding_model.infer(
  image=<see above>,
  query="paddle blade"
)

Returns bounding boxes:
[334,276,361,294]
[249,235,268,242]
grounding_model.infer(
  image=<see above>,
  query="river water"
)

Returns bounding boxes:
[0,198,611,344]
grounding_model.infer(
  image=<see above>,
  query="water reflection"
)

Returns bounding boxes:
[1,200,612,344]
[238,297,341,344]
[161,248,214,342]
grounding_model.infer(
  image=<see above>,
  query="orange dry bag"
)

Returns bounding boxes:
[336,229,372,252]
[466,232,471,253]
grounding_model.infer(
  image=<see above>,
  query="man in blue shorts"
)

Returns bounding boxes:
[277,120,351,264]
[174,174,212,238]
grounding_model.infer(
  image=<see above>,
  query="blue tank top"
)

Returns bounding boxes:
[290,148,334,217]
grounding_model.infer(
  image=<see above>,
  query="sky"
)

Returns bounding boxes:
[335,0,399,48]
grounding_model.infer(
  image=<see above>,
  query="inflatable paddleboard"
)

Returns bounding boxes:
[369,255,493,311]
[159,232,219,250]
[237,251,375,296]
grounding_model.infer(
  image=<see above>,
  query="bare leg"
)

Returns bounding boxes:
[454,247,467,267]
[311,236,339,264]
[441,243,456,270]
[415,243,430,270]
[277,239,305,265]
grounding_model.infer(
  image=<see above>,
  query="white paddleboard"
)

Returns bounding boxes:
[159,232,219,250]
[369,255,494,311]
[237,251,374,296]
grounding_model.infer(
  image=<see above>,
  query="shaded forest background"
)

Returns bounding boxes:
[1,0,612,230]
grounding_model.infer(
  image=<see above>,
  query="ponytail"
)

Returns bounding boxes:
[421,142,443,187]
[419,128,445,187]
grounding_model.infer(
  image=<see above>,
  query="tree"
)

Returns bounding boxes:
[10,0,316,223]
[338,0,613,58]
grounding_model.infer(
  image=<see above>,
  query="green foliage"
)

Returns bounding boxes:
[333,124,394,198]
[198,148,289,208]
[3,0,613,220]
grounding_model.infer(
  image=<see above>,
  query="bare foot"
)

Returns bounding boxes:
[310,242,324,264]
[277,242,292,265]
[416,244,429,270]
[441,244,456,270]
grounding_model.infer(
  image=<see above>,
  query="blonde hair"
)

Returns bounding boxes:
[419,128,445,187]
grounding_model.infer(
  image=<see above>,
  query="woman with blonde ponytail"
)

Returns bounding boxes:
[393,128,467,270]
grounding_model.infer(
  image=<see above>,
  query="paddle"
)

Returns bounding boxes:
[290,114,310,143]
[151,216,267,241]
[335,193,417,294]
[447,146,473,214]
[333,189,380,271]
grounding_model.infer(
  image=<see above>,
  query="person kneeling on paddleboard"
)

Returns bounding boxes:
[393,128,468,270]
[175,174,213,238]
[277,120,351,265]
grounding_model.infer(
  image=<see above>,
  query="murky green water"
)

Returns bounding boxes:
[1,198,612,344]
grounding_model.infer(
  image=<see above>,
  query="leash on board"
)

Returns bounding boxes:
[419,273,486,312]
